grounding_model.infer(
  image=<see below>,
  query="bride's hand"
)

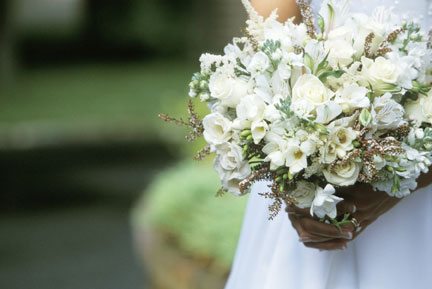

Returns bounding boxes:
[286,183,403,251]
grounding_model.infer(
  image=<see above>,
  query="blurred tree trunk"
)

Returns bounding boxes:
[0,0,15,86]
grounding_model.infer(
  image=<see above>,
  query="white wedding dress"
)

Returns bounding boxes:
[224,1,432,289]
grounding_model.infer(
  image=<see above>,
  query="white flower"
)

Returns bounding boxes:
[236,94,266,121]
[373,177,417,198]
[335,84,370,113]
[292,74,332,106]
[405,93,432,125]
[315,102,343,124]
[291,181,316,209]
[247,51,270,74]
[323,161,361,186]
[321,126,357,163]
[291,74,334,118]
[214,142,251,196]
[285,143,308,174]
[361,56,400,92]
[310,184,343,219]
[202,113,233,145]
[372,93,405,130]
[325,39,355,67]
[209,73,251,107]
[251,120,268,144]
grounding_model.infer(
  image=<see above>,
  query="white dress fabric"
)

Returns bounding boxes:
[224,1,432,289]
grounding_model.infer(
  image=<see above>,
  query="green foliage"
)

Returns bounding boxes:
[131,161,248,269]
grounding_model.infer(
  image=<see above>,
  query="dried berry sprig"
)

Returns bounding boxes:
[364,32,375,58]
[239,165,272,194]
[296,0,316,39]
[159,99,204,142]
[194,145,211,161]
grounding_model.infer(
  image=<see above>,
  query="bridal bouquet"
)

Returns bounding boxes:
[161,0,432,221]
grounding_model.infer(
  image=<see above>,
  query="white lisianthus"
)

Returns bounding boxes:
[247,51,270,74]
[310,184,343,219]
[291,181,316,209]
[325,39,355,67]
[214,142,251,196]
[236,94,266,121]
[361,56,400,92]
[323,161,361,186]
[202,113,233,145]
[372,93,405,130]
[335,84,370,113]
[209,73,251,107]
[251,120,268,144]
[405,93,432,125]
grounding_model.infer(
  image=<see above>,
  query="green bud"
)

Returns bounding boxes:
[283,173,288,180]
[199,80,208,90]
[359,108,372,127]
[386,166,394,173]
[352,140,361,148]
[246,135,253,142]
[240,130,251,137]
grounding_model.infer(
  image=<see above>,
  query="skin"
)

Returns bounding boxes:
[251,0,432,250]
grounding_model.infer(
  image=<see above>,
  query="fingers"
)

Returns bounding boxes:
[288,212,353,242]
[299,218,353,240]
[303,239,348,251]
[337,200,357,216]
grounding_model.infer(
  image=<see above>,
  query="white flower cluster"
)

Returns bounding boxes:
[188,0,432,220]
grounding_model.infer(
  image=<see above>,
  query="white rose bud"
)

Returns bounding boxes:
[291,181,316,209]
[209,73,251,108]
[202,113,233,145]
[323,161,361,187]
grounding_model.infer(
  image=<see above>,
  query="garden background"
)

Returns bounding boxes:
[0,1,250,288]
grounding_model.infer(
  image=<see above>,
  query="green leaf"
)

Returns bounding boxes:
[359,108,372,127]
[318,69,344,82]
[304,53,314,71]
[318,15,325,33]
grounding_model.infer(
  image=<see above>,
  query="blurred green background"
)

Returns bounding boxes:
[0,0,248,288]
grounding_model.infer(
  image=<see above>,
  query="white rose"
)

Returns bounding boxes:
[335,84,370,113]
[361,57,400,92]
[325,39,355,67]
[291,181,316,209]
[372,93,405,130]
[236,94,266,121]
[291,74,334,119]
[292,74,332,107]
[214,143,251,196]
[405,93,432,125]
[310,184,343,219]
[251,120,268,144]
[247,51,270,74]
[209,73,251,107]
[202,113,233,145]
[323,161,361,186]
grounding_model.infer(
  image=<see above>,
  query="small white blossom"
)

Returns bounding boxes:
[310,184,343,219]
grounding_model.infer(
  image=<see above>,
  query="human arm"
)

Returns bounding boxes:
[251,0,302,22]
